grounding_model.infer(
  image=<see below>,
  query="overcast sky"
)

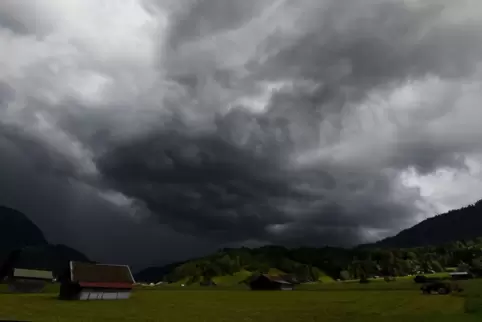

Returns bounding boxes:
[1,0,482,270]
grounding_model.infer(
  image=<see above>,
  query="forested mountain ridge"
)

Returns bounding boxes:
[0,206,48,260]
[0,205,91,278]
[4,196,482,285]
[371,200,482,248]
[136,199,482,283]
[136,238,482,284]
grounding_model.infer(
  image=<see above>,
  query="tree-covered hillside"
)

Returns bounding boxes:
[137,199,482,284]
[136,238,482,284]
[372,200,482,248]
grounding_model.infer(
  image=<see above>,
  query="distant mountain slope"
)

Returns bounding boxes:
[0,206,48,259]
[372,200,482,248]
[13,244,91,274]
[0,205,91,279]
[134,261,187,283]
[136,201,482,284]
[135,246,339,285]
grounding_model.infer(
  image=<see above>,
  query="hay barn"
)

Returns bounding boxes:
[199,279,217,287]
[59,261,135,300]
[249,274,294,291]
[6,268,53,293]
[450,271,473,280]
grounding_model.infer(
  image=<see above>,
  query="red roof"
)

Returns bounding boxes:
[69,261,135,288]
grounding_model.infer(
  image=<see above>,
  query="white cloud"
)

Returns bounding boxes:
[402,154,482,214]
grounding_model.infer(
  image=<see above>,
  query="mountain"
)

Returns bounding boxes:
[137,200,482,284]
[1,244,92,278]
[0,205,91,278]
[135,239,482,285]
[135,246,342,285]
[371,200,482,248]
[0,206,48,260]
[134,261,187,283]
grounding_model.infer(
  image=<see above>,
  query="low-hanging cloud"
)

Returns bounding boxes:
[1,0,482,266]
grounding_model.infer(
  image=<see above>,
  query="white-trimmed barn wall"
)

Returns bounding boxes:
[77,289,132,300]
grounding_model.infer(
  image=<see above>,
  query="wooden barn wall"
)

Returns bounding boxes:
[78,289,131,300]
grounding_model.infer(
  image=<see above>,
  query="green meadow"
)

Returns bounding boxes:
[1,279,481,322]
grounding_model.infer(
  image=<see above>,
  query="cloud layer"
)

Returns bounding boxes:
[1,0,482,267]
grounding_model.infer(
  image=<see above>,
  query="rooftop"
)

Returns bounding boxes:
[450,272,469,275]
[70,261,135,285]
[13,268,53,280]
[261,274,292,284]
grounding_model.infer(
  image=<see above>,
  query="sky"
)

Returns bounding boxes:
[1,0,482,270]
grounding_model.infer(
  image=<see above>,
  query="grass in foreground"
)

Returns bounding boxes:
[0,286,477,322]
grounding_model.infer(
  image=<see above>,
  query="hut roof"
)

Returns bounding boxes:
[260,274,292,284]
[69,261,135,289]
[13,268,53,280]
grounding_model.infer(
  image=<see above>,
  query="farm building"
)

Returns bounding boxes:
[59,261,135,300]
[279,274,300,284]
[450,271,473,280]
[249,274,294,291]
[200,279,217,287]
[6,268,53,293]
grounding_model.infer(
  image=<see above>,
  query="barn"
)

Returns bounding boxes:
[200,279,217,287]
[6,268,53,293]
[59,261,135,300]
[450,271,473,280]
[249,274,294,291]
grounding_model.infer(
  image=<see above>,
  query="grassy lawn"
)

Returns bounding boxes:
[212,269,252,286]
[0,279,481,322]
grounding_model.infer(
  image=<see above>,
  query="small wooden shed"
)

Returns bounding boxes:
[199,279,217,287]
[7,268,53,293]
[59,261,135,300]
[450,271,473,280]
[249,274,294,291]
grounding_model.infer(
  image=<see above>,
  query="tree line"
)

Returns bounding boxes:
[163,237,482,284]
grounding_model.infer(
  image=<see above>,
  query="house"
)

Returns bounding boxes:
[249,274,294,291]
[6,268,53,293]
[59,261,135,300]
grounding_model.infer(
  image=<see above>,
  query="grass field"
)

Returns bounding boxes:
[0,279,481,322]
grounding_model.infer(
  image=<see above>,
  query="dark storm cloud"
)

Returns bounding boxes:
[167,0,266,47]
[92,0,482,247]
[0,1,30,34]
[256,0,482,173]
[0,0,53,36]
[96,107,419,246]
[1,0,482,267]
[97,121,293,242]
[0,82,15,107]
[259,1,482,82]
[253,0,482,132]
[0,120,215,269]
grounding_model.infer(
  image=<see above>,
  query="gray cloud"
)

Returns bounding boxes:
[167,0,269,47]
[1,0,482,267]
